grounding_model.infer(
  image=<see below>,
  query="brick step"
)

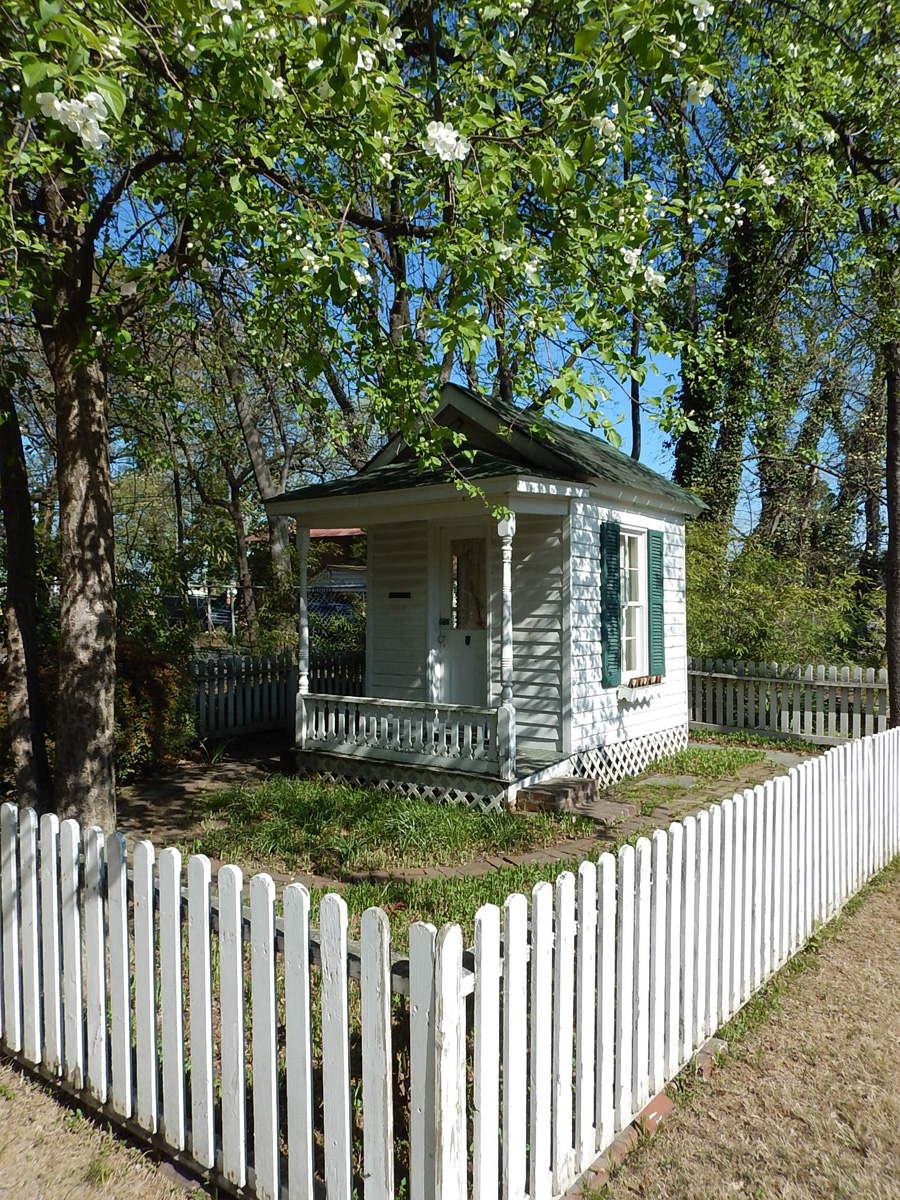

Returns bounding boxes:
[517,777,599,814]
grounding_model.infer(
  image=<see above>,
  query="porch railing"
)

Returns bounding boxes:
[298,693,507,773]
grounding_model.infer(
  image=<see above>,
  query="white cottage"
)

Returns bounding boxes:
[269,383,705,809]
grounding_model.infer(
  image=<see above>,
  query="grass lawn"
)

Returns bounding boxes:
[192,774,595,877]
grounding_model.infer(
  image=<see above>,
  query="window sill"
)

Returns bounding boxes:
[616,682,664,705]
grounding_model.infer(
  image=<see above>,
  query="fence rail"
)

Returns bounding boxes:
[190,651,366,738]
[1,729,898,1200]
[688,658,890,745]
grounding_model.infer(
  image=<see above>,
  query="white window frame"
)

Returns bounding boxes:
[619,528,648,681]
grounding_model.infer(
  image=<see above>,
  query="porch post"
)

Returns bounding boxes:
[297,526,310,749]
[497,514,516,781]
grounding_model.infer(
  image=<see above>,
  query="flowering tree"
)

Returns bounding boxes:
[1,0,717,825]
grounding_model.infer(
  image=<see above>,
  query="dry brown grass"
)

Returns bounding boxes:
[0,1060,201,1199]
[599,862,900,1200]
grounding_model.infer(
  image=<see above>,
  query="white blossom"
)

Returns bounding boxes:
[591,114,616,138]
[691,0,714,30]
[381,26,403,53]
[685,78,713,106]
[619,245,641,275]
[308,56,323,69]
[37,90,111,152]
[355,47,377,74]
[211,0,242,10]
[106,35,122,57]
[379,151,392,170]
[523,259,540,285]
[422,119,471,162]
[756,162,776,187]
[497,244,514,261]
[270,75,286,98]
[353,266,373,285]
[644,264,665,289]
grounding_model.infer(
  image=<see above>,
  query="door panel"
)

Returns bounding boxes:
[435,527,488,706]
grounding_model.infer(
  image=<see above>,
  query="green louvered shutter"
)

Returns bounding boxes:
[648,530,666,676]
[601,521,622,688]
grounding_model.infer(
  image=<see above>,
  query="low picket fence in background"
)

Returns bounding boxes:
[190,651,367,739]
[688,658,890,745]
[1,729,898,1200]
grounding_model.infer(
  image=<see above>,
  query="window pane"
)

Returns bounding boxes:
[451,538,486,628]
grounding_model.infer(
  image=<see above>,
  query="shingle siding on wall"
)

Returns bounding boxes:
[367,522,429,700]
[491,514,565,753]
[569,500,687,751]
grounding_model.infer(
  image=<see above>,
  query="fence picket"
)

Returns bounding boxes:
[189,855,215,1169]
[530,881,553,1200]
[552,873,576,1194]
[761,784,775,981]
[692,814,708,1048]
[362,908,394,1200]
[219,865,247,1189]
[19,807,41,1065]
[706,805,721,1039]
[632,840,652,1116]
[615,845,636,1131]
[474,904,501,1200]
[648,832,667,1095]
[410,922,437,1200]
[718,800,734,1026]
[252,873,280,1200]
[595,853,617,1152]
[435,924,466,1200]
[679,818,696,1062]
[574,865,597,1172]
[321,893,353,1200]
[502,895,528,1200]
[730,795,743,1016]
[133,840,158,1132]
[60,818,83,1088]
[159,847,185,1151]
[664,824,683,1081]
[84,827,108,1104]
[1,803,21,1054]
[39,814,62,1075]
[108,833,132,1117]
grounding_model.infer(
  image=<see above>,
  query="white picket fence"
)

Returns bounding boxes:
[1,729,898,1200]
[190,653,297,738]
[688,658,890,745]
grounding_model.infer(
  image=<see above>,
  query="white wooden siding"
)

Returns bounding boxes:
[569,501,687,753]
[368,522,429,701]
[491,514,565,754]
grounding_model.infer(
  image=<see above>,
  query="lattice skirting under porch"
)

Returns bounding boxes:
[566,722,689,787]
[282,748,511,811]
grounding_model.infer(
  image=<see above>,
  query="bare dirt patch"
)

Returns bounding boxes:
[599,862,900,1200]
[0,1060,200,1199]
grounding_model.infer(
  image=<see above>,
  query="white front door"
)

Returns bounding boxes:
[434,526,488,706]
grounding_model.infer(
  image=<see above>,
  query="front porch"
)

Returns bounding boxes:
[285,690,572,808]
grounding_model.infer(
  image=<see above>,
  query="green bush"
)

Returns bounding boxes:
[686,522,883,665]
[114,640,195,781]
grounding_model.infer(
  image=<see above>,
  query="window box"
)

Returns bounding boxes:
[616,675,664,704]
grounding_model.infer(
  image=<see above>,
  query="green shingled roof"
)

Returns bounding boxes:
[453,383,706,514]
[274,382,706,514]
[277,448,557,503]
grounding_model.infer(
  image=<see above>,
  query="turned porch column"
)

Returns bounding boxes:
[498,514,516,781]
[297,526,310,748]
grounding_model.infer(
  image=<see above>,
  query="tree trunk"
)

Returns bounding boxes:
[225,470,258,633]
[884,339,900,728]
[0,386,53,812]
[42,329,117,830]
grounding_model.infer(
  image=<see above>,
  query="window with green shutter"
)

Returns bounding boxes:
[601,523,666,689]
[647,530,666,676]
[600,521,621,687]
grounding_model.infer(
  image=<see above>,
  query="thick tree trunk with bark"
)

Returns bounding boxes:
[42,327,117,830]
[0,386,53,812]
[885,339,900,728]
